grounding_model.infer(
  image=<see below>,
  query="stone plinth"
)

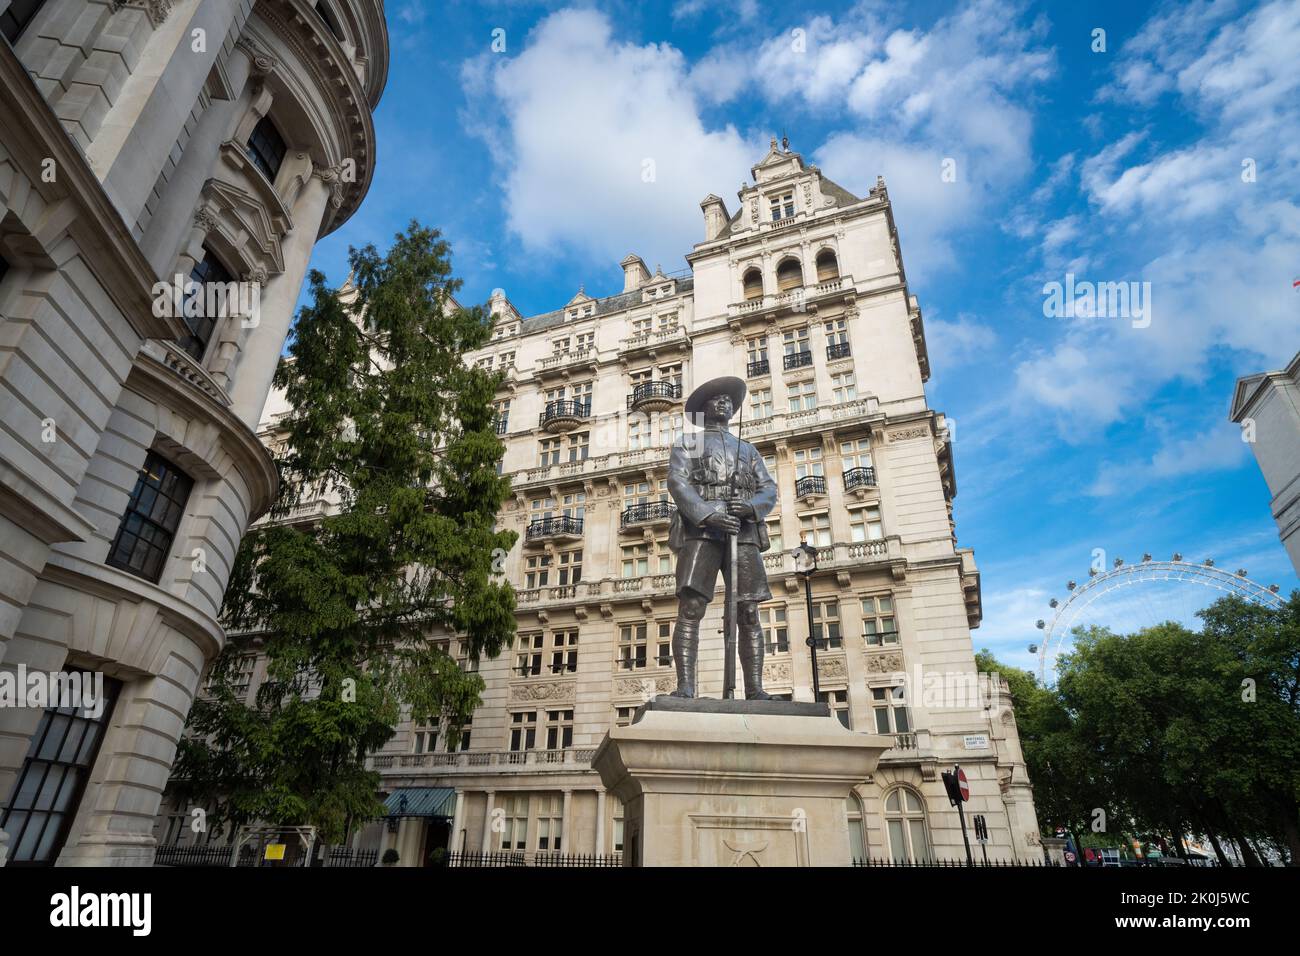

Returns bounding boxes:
[592,699,892,867]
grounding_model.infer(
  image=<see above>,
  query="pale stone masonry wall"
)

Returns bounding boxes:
[1231,352,1300,577]
[157,143,1042,866]
[0,0,387,866]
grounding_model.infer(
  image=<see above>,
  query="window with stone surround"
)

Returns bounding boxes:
[446,714,471,752]
[872,685,911,734]
[536,794,563,852]
[556,549,582,586]
[782,326,809,356]
[861,594,897,645]
[655,621,671,665]
[615,706,636,728]
[816,249,840,282]
[524,554,550,589]
[544,710,573,750]
[849,504,884,542]
[500,794,528,850]
[832,371,857,404]
[411,721,438,754]
[538,437,561,467]
[742,269,763,301]
[566,432,589,462]
[107,451,194,583]
[179,247,235,362]
[798,510,831,547]
[883,787,930,863]
[770,192,795,221]
[618,622,649,670]
[817,688,850,728]
[550,630,578,673]
[766,516,783,554]
[515,633,543,677]
[788,379,817,412]
[508,711,538,752]
[824,316,849,346]
[759,604,789,653]
[841,437,873,470]
[246,115,287,184]
[793,446,823,480]
[749,387,772,419]
[811,599,842,649]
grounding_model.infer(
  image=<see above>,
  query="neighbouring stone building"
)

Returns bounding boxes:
[1230,350,1300,577]
[156,139,1043,866]
[0,0,387,865]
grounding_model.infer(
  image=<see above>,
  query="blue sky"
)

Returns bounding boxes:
[304,0,1300,673]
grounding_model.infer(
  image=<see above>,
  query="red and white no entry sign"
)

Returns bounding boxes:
[956,767,970,802]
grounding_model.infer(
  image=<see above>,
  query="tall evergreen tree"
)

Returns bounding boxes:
[173,222,516,843]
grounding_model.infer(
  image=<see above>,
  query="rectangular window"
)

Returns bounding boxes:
[246,115,287,183]
[556,549,582,586]
[628,415,649,450]
[539,438,561,467]
[656,412,683,447]
[536,794,563,852]
[525,554,550,589]
[782,327,809,356]
[552,337,570,355]
[749,387,772,419]
[545,710,574,750]
[799,511,831,547]
[793,446,823,479]
[516,633,544,677]
[561,491,585,521]
[412,722,438,754]
[576,331,595,350]
[818,689,850,728]
[841,437,873,470]
[849,505,884,542]
[621,543,649,578]
[824,317,849,345]
[500,794,528,850]
[862,595,898,646]
[759,604,788,653]
[107,451,193,583]
[615,706,636,728]
[747,337,769,364]
[811,599,841,649]
[618,623,648,670]
[769,192,794,220]
[766,517,783,554]
[551,629,579,673]
[179,248,234,362]
[509,711,537,751]
[788,379,817,412]
[1,0,48,44]
[656,621,671,665]
[631,316,652,336]
[446,714,472,752]
[0,672,120,865]
[566,432,589,462]
[831,371,857,404]
[872,685,911,734]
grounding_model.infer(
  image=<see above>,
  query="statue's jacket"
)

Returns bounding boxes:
[667,427,778,552]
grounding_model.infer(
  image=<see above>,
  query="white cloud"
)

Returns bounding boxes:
[925,313,997,371]
[462,9,757,273]
[1087,420,1249,497]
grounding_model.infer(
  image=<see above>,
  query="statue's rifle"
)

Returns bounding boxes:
[722,397,743,700]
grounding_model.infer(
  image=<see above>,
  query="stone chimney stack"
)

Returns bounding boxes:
[700,194,729,241]
[620,254,651,292]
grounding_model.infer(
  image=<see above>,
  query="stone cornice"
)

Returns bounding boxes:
[0,44,183,341]
[128,354,280,521]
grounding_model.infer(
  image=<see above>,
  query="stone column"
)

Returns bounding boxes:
[595,789,607,856]
[561,788,572,854]
[450,790,466,854]
[481,789,496,853]
[228,173,330,427]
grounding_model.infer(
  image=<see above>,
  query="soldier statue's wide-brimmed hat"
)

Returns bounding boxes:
[684,376,747,420]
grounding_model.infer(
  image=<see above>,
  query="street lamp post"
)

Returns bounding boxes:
[793,536,820,700]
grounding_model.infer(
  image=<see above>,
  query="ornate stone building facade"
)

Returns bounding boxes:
[0,0,387,865]
[167,139,1040,866]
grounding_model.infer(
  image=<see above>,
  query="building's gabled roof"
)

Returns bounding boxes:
[519,277,695,335]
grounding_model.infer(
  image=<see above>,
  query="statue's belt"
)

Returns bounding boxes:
[695,482,756,502]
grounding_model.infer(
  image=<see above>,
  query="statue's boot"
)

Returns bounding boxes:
[670,619,698,697]
[740,622,773,700]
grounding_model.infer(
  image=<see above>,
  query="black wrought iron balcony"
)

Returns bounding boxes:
[538,399,590,432]
[525,515,584,540]
[843,466,876,491]
[782,350,813,371]
[620,501,676,527]
[493,417,508,435]
[626,380,681,412]
[747,358,770,377]
[794,475,826,497]
[827,342,851,361]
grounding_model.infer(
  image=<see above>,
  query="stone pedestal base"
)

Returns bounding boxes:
[592,700,892,867]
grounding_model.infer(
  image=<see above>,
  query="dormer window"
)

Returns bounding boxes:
[769,192,795,221]
[246,116,287,184]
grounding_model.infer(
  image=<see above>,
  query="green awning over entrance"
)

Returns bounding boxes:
[383,787,457,818]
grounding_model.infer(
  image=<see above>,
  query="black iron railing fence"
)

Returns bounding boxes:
[626,381,681,408]
[539,399,590,427]
[621,501,676,526]
[783,350,814,370]
[526,515,584,539]
[794,475,826,497]
[843,466,876,490]
[827,341,851,360]
[747,358,770,377]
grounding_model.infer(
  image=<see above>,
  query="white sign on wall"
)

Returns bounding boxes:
[963,734,990,750]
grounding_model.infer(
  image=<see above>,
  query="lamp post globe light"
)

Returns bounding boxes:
[794,536,821,700]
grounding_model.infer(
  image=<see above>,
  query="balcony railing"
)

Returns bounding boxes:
[370,748,598,773]
[794,475,826,497]
[893,733,917,750]
[626,381,681,411]
[827,342,851,361]
[525,515,584,540]
[493,417,508,435]
[843,466,876,491]
[538,399,590,430]
[537,347,595,373]
[746,358,770,377]
[783,350,813,371]
[620,501,676,527]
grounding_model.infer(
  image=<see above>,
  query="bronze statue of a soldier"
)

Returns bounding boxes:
[666,377,778,700]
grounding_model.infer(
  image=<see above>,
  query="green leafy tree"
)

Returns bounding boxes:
[173,222,516,843]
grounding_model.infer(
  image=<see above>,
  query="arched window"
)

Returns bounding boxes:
[883,787,931,862]
[816,249,839,282]
[776,257,802,292]
[742,268,763,301]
